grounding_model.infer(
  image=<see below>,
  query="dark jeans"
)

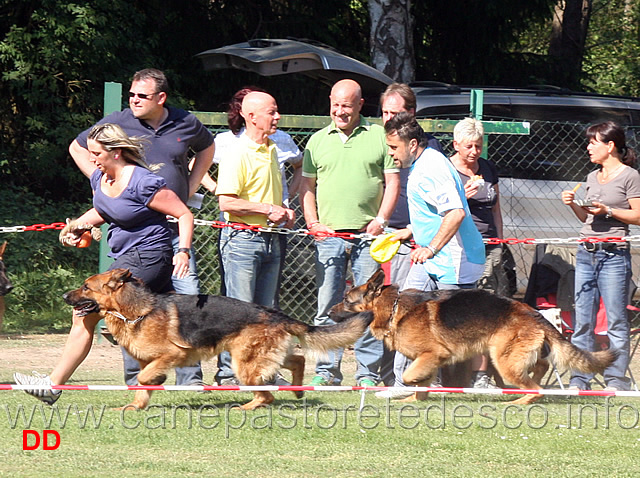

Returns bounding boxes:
[111,247,203,386]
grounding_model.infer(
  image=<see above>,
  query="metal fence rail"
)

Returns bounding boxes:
[192,113,640,322]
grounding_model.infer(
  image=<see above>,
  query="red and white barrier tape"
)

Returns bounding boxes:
[5,220,640,246]
[4,384,640,398]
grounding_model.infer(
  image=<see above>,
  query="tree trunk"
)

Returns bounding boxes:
[548,0,593,88]
[368,0,415,83]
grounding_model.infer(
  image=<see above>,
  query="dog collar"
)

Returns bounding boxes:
[106,310,146,325]
[384,295,401,337]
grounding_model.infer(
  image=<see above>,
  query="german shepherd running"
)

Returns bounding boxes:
[329,269,616,404]
[0,241,13,329]
[63,268,371,410]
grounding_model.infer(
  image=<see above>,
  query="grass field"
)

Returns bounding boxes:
[2,334,640,477]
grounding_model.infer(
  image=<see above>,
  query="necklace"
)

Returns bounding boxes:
[601,163,625,181]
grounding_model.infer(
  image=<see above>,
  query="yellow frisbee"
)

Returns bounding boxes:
[369,233,401,263]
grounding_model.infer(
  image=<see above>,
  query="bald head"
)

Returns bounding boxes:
[331,79,362,101]
[241,91,280,143]
[241,91,275,117]
[330,79,364,136]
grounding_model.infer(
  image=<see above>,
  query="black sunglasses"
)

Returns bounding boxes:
[128,92,159,100]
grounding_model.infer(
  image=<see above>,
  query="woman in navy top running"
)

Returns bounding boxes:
[15,123,193,404]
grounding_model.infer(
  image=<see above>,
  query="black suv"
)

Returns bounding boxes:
[411,82,640,125]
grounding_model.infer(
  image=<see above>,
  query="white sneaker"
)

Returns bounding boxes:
[375,388,415,400]
[470,373,498,389]
[268,372,291,387]
[14,371,62,405]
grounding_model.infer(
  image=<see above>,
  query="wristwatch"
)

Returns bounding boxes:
[606,207,613,219]
[177,247,191,258]
[375,216,388,228]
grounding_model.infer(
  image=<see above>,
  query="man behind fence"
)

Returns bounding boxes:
[379,112,485,400]
[214,91,295,386]
[69,68,214,387]
[300,79,400,387]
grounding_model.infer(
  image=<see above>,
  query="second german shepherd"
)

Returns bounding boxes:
[63,268,372,410]
[329,269,616,404]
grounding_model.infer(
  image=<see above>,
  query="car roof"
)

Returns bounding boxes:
[196,38,394,98]
[196,41,640,123]
[411,82,640,122]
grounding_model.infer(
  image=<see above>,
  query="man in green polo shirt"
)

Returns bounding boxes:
[301,79,400,387]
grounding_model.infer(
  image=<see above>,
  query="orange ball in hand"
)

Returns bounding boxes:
[76,231,92,248]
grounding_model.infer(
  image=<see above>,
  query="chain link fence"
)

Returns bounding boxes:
[192,114,640,322]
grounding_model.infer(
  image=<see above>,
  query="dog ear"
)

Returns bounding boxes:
[0,241,6,258]
[365,269,386,298]
[107,268,133,290]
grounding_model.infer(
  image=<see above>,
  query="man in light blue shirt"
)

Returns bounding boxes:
[376,112,485,400]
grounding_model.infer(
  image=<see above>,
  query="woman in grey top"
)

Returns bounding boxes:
[561,121,640,391]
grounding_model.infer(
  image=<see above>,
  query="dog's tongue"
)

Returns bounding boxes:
[74,302,100,316]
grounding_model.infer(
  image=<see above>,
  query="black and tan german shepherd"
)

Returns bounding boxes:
[63,268,371,410]
[329,269,616,404]
[0,241,13,329]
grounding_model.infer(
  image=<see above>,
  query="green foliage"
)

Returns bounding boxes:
[0,183,97,332]
[413,0,554,85]
[0,1,149,202]
[582,0,640,96]
[4,266,93,333]
[513,0,640,96]
[0,0,373,204]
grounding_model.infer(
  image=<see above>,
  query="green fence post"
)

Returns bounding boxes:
[470,89,488,159]
[99,82,122,273]
[96,82,121,341]
[470,89,484,120]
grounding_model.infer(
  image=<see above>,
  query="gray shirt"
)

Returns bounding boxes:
[582,166,640,237]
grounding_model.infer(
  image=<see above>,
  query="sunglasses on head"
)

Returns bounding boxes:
[128,92,158,100]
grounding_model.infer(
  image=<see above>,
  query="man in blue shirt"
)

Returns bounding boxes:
[377,112,485,400]
[69,68,215,387]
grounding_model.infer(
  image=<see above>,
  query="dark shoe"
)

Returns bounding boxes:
[188,381,210,393]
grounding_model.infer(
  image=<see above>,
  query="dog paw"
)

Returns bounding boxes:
[113,403,144,412]
[399,391,429,402]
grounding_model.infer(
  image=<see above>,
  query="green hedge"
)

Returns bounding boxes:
[0,184,98,333]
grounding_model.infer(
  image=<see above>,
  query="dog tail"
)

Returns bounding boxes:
[295,313,373,355]
[545,324,617,374]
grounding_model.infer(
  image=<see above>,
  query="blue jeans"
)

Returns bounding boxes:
[314,236,382,384]
[380,240,414,385]
[215,227,281,381]
[121,232,203,386]
[170,229,200,295]
[392,264,475,387]
[570,245,631,390]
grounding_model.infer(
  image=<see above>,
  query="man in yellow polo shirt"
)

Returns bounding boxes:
[215,91,295,385]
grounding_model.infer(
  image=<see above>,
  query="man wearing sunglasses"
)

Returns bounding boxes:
[69,68,215,388]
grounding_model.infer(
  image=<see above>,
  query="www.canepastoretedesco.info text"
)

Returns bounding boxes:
[4,397,640,437]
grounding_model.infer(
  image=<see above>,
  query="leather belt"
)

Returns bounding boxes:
[582,242,628,252]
